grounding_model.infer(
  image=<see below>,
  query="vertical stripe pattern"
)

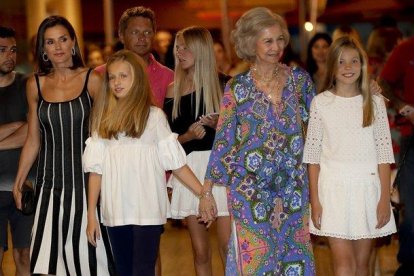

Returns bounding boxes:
[31,70,115,276]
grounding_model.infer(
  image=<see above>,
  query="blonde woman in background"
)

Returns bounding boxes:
[163,26,231,276]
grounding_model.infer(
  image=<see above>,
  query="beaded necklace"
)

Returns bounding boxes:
[251,64,284,115]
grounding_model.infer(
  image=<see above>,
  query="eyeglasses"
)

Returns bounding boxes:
[127,30,154,38]
[0,46,17,55]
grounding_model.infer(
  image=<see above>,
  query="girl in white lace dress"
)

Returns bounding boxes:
[303,37,396,275]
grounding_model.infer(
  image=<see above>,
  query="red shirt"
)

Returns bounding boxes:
[380,37,414,105]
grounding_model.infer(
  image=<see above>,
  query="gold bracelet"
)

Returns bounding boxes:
[198,190,212,199]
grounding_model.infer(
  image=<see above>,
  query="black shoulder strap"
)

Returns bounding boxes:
[82,68,93,91]
[34,74,42,99]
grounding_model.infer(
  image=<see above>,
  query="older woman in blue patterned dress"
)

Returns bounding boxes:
[203,7,315,275]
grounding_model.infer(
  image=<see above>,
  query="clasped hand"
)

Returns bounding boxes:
[197,194,218,228]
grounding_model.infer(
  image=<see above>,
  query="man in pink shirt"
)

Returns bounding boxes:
[96,6,173,108]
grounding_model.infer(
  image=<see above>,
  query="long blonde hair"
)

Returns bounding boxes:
[172,26,222,120]
[91,50,154,138]
[321,36,373,127]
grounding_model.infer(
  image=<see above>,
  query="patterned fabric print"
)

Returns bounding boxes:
[206,67,315,275]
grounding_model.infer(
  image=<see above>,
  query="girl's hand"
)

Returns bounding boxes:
[311,201,323,230]
[199,113,219,129]
[12,182,23,210]
[376,198,391,229]
[198,193,218,228]
[187,122,206,140]
[86,215,101,247]
[370,79,382,95]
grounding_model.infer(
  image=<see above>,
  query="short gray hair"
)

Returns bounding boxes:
[231,7,290,62]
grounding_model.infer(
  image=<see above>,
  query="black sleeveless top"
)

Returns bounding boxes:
[34,69,92,189]
[163,73,231,155]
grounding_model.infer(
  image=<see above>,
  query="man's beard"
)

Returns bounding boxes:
[0,62,15,75]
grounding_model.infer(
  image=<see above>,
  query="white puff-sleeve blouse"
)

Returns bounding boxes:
[83,107,187,226]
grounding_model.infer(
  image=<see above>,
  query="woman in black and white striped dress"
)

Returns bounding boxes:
[13,16,115,276]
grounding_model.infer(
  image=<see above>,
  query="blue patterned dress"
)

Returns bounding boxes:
[205,66,316,275]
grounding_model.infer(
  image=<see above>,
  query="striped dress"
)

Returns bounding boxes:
[31,69,115,276]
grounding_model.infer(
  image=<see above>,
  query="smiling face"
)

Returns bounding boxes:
[43,25,75,67]
[312,38,330,64]
[254,24,286,67]
[108,60,134,99]
[175,35,195,71]
[0,37,17,75]
[119,16,154,59]
[335,47,361,86]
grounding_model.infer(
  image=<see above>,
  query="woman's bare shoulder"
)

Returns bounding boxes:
[86,69,103,99]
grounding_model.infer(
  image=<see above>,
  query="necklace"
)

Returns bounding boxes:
[267,89,284,115]
[251,64,280,83]
[251,64,285,115]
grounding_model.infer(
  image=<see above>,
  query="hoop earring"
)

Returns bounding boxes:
[42,52,49,62]
[71,47,75,56]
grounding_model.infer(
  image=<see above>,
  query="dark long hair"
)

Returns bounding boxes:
[306,32,332,79]
[35,15,84,75]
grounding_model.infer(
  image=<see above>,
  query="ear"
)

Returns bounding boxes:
[119,30,125,44]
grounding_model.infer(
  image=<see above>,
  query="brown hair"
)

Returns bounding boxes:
[118,6,156,36]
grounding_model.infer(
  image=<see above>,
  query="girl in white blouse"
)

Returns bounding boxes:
[83,50,217,276]
[303,37,396,275]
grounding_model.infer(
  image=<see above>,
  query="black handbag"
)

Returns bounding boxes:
[21,181,35,215]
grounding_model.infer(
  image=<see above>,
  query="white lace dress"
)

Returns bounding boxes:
[303,91,396,239]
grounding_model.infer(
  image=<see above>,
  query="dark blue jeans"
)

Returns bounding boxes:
[107,225,163,276]
[395,135,414,275]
